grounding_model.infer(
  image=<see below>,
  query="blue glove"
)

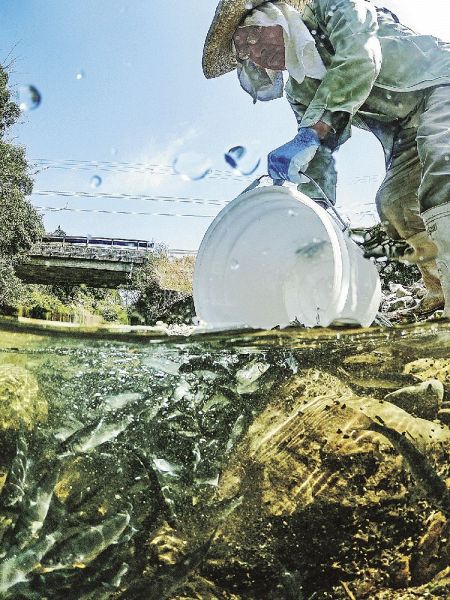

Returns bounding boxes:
[268,128,320,184]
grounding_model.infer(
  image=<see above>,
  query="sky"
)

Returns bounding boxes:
[1,0,450,251]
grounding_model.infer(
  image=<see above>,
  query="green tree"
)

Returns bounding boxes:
[129,245,195,325]
[0,64,44,310]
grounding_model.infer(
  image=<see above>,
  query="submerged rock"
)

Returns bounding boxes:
[187,369,450,599]
[0,364,47,431]
[404,358,450,390]
[384,379,444,420]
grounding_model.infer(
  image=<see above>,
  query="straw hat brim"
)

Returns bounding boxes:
[202,0,308,79]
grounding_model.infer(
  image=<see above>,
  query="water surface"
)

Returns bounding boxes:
[1,318,449,599]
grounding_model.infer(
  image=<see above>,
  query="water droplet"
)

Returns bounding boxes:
[224,146,245,169]
[90,175,102,188]
[76,70,85,80]
[386,92,392,100]
[224,144,261,176]
[288,209,297,217]
[17,85,41,111]
[173,152,212,181]
[311,29,317,35]
[230,259,240,270]
[445,155,449,162]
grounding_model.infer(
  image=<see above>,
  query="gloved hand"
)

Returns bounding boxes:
[268,128,320,184]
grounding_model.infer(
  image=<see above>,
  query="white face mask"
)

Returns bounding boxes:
[236,1,326,102]
[236,58,284,103]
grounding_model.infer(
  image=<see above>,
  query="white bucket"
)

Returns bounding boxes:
[193,184,381,329]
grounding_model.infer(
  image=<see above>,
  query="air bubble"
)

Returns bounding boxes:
[76,70,85,80]
[230,259,240,271]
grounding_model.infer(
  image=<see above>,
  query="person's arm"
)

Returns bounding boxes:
[285,90,338,203]
[300,0,382,131]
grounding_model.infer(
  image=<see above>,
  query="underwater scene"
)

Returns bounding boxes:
[1,319,450,599]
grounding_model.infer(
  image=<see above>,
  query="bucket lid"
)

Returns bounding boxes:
[193,185,349,329]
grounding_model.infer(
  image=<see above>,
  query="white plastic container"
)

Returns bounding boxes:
[193,184,381,329]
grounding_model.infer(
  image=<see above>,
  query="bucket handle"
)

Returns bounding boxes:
[238,174,350,233]
[298,173,350,233]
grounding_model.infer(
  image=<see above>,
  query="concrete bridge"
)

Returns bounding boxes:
[16,236,154,287]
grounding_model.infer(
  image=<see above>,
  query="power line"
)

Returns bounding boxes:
[32,189,229,207]
[31,158,256,182]
[34,205,216,218]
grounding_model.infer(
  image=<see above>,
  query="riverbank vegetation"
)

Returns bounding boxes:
[0,250,195,326]
[0,63,44,309]
[0,62,194,327]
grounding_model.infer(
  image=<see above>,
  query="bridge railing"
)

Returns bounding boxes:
[28,242,149,263]
[42,235,155,251]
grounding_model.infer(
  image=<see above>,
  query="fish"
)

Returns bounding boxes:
[225,414,247,455]
[152,458,182,478]
[110,561,129,588]
[121,445,177,527]
[58,412,135,456]
[0,533,60,593]
[236,360,270,393]
[192,443,201,472]
[296,239,328,259]
[12,466,61,549]
[39,511,130,572]
[53,417,85,442]
[102,392,143,412]
[122,531,216,600]
[369,420,450,517]
[202,393,231,411]
[1,434,28,509]
[172,380,191,402]
[141,356,181,376]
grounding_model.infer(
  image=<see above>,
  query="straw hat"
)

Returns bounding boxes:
[202,0,309,79]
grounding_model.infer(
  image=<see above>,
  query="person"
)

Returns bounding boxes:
[202,0,450,318]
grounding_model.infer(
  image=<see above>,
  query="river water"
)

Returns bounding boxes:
[0,318,450,599]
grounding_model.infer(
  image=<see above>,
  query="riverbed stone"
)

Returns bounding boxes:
[384,380,444,420]
[0,364,47,431]
[404,358,450,392]
[411,512,450,585]
[195,369,450,598]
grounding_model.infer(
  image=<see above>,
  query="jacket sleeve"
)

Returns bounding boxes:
[286,82,338,203]
[299,0,382,129]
